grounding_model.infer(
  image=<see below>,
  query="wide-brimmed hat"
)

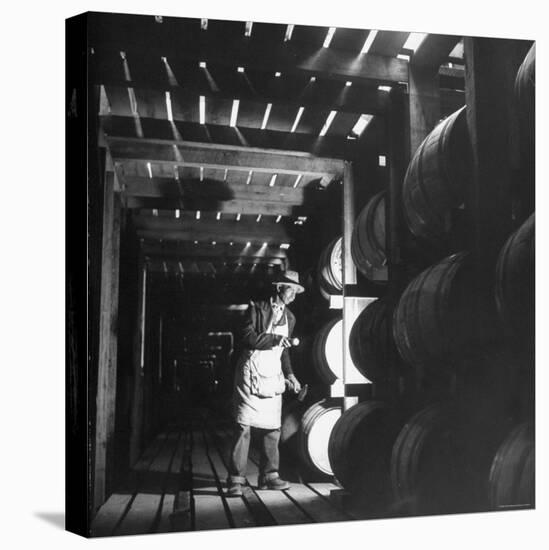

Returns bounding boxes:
[272,270,305,293]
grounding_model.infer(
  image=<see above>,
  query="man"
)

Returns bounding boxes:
[226,270,304,496]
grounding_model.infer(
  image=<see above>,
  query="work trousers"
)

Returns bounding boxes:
[228,423,281,484]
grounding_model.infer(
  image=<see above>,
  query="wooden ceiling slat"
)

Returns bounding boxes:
[265,103,299,133]
[368,31,410,57]
[232,99,264,129]
[293,106,330,136]
[291,25,330,48]
[205,97,233,126]
[248,22,287,47]
[134,88,168,119]
[246,172,270,186]
[203,167,226,182]
[123,50,166,85]
[412,34,463,69]
[327,111,361,137]
[330,28,370,52]
[104,85,133,117]
[206,19,247,44]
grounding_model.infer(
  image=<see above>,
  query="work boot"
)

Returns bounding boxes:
[226,481,243,497]
[258,474,290,490]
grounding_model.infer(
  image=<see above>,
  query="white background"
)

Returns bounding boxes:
[0,0,546,548]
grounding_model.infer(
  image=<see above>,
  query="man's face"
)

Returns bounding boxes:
[277,284,296,305]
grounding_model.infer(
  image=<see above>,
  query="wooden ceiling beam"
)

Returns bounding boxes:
[146,256,285,268]
[134,214,294,243]
[100,115,359,159]
[412,34,463,70]
[124,197,311,217]
[121,175,320,202]
[107,136,344,184]
[141,241,288,260]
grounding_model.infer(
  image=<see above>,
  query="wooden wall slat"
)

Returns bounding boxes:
[93,173,121,510]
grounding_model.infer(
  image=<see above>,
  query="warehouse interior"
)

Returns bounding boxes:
[66,11,535,537]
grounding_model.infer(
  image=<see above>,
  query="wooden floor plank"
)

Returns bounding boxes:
[254,489,310,525]
[307,481,343,498]
[286,484,350,523]
[156,494,176,533]
[115,493,163,536]
[169,430,187,475]
[149,431,179,473]
[307,482,362,520]
[132,432,168,471]
[191,430,231,531]
[90,493,133,537]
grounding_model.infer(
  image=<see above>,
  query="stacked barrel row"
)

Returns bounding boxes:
[337,44,535,513]
[324,398,534,514]
[280,236,344,477]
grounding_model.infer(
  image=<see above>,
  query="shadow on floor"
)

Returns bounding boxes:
[34,512,65,530]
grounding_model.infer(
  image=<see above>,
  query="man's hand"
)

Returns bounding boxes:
[286,374,301,393]
[279,336,292,348]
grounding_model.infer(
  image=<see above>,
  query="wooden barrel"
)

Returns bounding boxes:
[351,192,387,280]
[348,298,401,383]
[515,43,535,156]
[297,399,342,476]
[390,404,462,515]
[328,401,399,500]
[312,317,342,385]
[317,238,343,299]
[488,422,534,509]
[495,213,534,346]
[393,252,494,373]
[402,107,472,247]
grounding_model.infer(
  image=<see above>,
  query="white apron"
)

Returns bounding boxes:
[234,313,288,429]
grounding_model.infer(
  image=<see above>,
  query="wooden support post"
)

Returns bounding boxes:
[386,88,409,294]
[158,316,163,385]
[408,65,441,157]
[342,161,357,288]
[339,162,370,408]
[386,88,410,398]
[129,254,148,466]
[93,172,121,511]
[463,38,532,275]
